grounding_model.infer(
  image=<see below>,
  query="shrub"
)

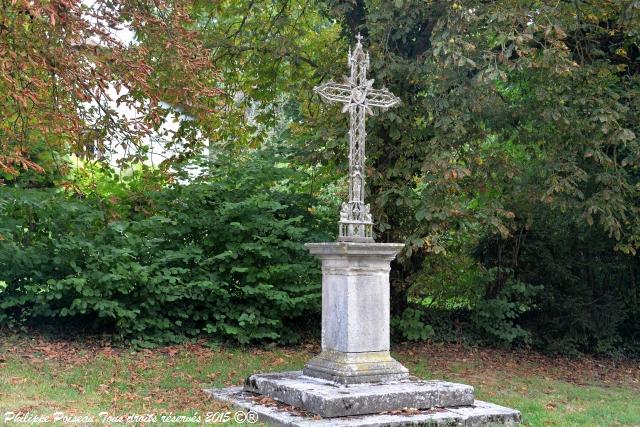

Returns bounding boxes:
[391,307,434,341]
[474,208,640,357]
[471,270,542,347]
[0,147,335,346]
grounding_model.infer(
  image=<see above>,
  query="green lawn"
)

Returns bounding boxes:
[0,335,638,426]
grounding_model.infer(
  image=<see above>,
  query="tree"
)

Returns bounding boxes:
[304,1,639,315]
[0,0,222,182]
[190,0,344,157]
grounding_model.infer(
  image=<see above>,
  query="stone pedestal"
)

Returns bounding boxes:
[303,242,408,384]
[205,242,522,426]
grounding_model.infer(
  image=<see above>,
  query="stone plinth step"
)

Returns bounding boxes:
[303,350,410,384]
[205,386,522,427]
[241,371,474,418]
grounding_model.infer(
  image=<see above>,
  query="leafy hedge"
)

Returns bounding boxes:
[0,148,334,346]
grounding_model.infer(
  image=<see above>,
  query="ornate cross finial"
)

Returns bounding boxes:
[314,36,400,243]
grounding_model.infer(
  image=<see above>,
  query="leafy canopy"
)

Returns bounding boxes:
[0,0,222,179]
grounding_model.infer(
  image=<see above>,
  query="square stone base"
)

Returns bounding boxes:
[205,386,522,426]
[241,371,474,418]
[303,350,410,384]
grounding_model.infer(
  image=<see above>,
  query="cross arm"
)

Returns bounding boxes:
[313,81,352,104]
[367,87,400,110]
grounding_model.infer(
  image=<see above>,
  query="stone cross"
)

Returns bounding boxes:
[314,34,400,243]
[211,33,522,426]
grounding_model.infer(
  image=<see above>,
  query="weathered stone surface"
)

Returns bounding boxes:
[304,242,409,384]
[303,350,409,384]
[448,401,524,427]
[242,371,474,418]
[205,386,522,426]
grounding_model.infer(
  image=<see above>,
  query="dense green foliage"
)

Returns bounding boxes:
[0,147,334,346]
[475,208,640,356]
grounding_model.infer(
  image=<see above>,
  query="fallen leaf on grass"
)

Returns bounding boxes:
[122,391,137,401]
[70,384,85,394]
[9,377,27,385]
[564,404,586,413]
[271,357,286,366]
[303,343,319,351]
[17,405,36,413]
[101,347,116,358]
